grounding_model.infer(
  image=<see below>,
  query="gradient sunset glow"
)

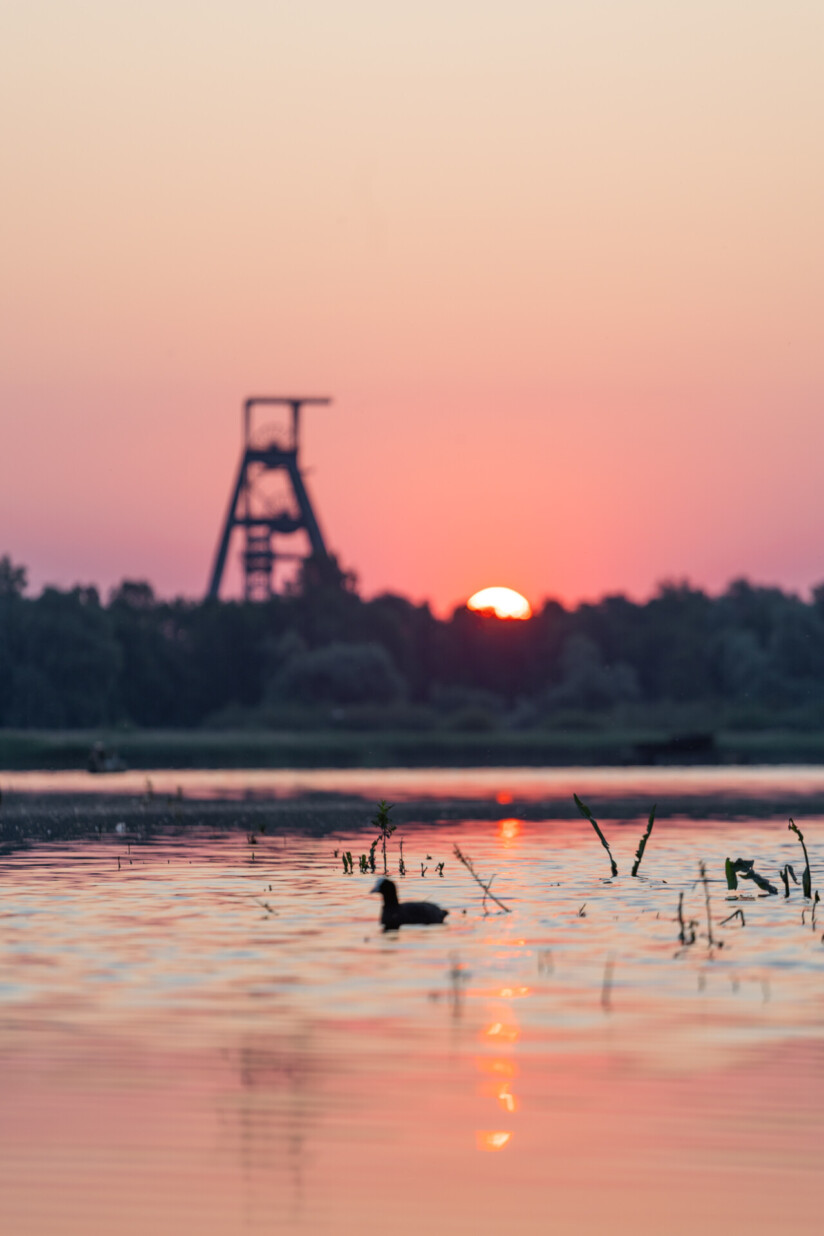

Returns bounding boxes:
[2,4,823,611]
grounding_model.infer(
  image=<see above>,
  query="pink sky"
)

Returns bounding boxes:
[1,2,823,614]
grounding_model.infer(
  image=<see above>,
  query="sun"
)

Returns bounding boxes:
[467,587,532,620]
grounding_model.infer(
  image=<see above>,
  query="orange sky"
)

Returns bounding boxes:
[1,2,823,613]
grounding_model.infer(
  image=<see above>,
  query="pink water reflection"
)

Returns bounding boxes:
[1,821,824,1233]
[8,763,824,802]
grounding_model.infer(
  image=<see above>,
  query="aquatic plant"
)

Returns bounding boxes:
[720,908,746,927]
[631,805,656,877]
[779,865,799,897]
[724,858,778,895]
[788,820,813,898]
[453,845,511,914]
[573,794,617,877]
[435,861,445,877]
[342,851,354,874]
[398,838,406,877]
[371,800,396,875]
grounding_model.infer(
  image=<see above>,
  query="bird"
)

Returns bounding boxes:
[370,877,449,930]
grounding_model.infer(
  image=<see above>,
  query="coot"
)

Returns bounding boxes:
[370,877,449,930]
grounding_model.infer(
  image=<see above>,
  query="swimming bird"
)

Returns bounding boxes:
[370,877,449,930]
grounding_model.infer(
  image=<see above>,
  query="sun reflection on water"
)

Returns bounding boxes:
[497,817,522,845]
[476,1130,513,1152]
[483,1020,520,1043]
[497,1085,517,1114]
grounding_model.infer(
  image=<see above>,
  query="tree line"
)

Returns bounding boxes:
[2,553,824,731]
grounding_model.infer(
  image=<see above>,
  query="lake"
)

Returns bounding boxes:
[1,768,823,1233]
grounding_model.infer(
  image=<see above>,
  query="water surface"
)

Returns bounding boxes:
[1,806,823,1233]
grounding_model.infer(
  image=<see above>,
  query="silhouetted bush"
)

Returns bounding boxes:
[267,641,406,706]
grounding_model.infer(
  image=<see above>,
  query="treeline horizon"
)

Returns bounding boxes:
[2,553,824,733]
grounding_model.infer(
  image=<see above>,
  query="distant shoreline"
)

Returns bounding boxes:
[3,726,824,772]
[3,757,824,844]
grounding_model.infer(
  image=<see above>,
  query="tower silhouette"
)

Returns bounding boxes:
[207,396,331,600]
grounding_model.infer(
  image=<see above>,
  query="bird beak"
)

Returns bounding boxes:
[370,879,383,893]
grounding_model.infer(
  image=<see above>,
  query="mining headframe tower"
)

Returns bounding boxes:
[207,396,332,601]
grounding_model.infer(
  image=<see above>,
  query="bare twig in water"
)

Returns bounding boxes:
[699,861,716,948]
[677,891,696,945]
[254,899,278,916]
[720,908,746,927]
[631,805,656,877]
[453,845,511,914]
[574,795,618,877]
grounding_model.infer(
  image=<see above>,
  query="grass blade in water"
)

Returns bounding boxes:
[631,805,656,877]
[574,794,618,878]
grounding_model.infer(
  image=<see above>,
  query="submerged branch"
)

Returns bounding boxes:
[453,845,511,914]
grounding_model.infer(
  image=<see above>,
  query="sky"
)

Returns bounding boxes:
[1,1,823,614]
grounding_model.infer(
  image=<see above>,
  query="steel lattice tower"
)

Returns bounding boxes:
[207,396,331,601]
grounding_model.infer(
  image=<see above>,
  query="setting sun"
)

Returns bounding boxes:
[467,587,532,620]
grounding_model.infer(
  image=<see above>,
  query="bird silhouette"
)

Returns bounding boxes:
[370,877,449,930]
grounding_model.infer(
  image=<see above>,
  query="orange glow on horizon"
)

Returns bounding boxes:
[467,587,532,620]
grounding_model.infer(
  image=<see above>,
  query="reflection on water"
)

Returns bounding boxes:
[1,813,824,1233]
[10,762,824,802]
[497,817,521,844]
